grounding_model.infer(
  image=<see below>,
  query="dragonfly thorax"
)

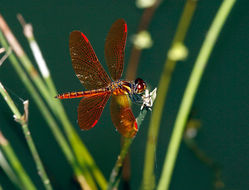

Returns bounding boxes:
[108,78,147,105]
[109,80,131,95]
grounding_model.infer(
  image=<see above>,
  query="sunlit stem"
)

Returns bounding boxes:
[142,0,197,189]
[157,0,236,189]
[0,131,36,190]
[0,82,53,190]
[17,14,54,96]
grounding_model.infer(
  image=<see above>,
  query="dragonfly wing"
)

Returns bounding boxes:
[78,92,111,130]
[110,95,138,138]
[105,19,127,81]
[70,31,111,90]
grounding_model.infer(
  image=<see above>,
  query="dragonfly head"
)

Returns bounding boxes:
[134,78,147,94]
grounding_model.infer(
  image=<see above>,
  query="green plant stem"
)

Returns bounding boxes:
[29,31,106,190]
[108,139,132,190]
[142,0,197,189]
[0,83,53,190]
[0,132,36,190]
[107,108,148,190]
[19,16,107,189]
[23,35,100,189]
[21,123,53,189]
[0,31,91,190]
[0,150,21,188]
[157,0,236,189]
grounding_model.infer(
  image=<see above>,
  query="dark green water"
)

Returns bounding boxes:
[0,0,248,189]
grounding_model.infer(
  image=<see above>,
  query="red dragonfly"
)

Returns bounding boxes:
[56,19,147,138]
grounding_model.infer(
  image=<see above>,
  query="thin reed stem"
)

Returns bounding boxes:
[0,150,21,188]
[0,82,53,190]
[108,108,149,190]
[0,29,91,190]
[17,14,107,189]
[0,131,36,190]
[17,54,98,189]
[142,1,197,189]
[157,0,236,189]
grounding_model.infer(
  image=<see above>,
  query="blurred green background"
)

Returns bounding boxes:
[0,0,248,189]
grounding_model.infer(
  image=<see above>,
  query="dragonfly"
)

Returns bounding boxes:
[56,19,147,138]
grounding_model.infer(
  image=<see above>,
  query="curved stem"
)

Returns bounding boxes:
[142,1,197,189]
[157,0,236,189]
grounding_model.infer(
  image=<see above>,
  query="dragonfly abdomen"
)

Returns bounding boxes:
[56,89,108,99]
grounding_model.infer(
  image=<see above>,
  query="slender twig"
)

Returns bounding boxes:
[142,1,197,189]
[0,82,53,190]
[0,131,36,190]
[0,28,90,190]
[157,1,236,189]
[16,14,107,189]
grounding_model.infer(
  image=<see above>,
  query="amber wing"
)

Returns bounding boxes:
[110,95,138,138]
[104,19,127,81]
[78,92,111,130]
[70,31,111,90]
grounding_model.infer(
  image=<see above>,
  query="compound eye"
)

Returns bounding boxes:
[135,78,146,94]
